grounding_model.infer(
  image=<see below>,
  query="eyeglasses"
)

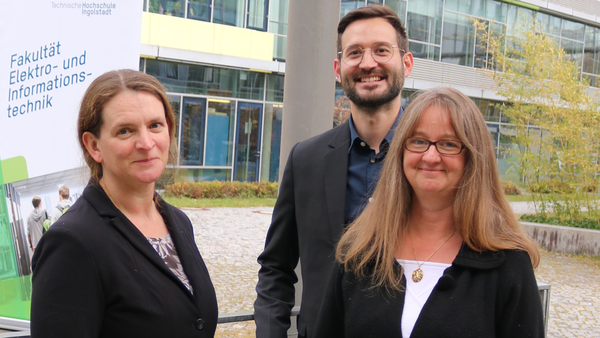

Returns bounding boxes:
[338,42,405,66]
[405,137,466,155]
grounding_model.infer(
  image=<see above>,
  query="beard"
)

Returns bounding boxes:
[342,67,404,109]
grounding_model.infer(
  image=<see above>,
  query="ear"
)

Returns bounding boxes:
[82,131,103,164]
[334,58,341,83]
[403,52,414,78]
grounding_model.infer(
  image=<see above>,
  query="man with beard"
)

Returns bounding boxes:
[255,5,413,338]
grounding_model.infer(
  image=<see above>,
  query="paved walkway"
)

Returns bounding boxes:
[186,206,600,338]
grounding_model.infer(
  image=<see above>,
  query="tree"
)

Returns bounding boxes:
[475,19,600,224]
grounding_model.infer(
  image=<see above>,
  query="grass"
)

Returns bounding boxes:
[162,195,277,208]
[505,195,535,202]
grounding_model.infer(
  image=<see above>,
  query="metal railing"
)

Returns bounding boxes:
[0,285,550,337]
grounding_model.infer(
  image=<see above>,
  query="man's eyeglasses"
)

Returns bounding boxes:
[404,137,466,155]
[338,42,404,67]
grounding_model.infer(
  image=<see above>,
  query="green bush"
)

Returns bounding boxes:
[501,180,521,195]
[164,181,278,199]
[528,179,575,194]
[520,214,600,230]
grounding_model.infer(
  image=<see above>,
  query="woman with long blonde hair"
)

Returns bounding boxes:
[314,87,543,337]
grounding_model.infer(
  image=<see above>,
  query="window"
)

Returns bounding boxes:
[441,11,476,66]
[407,0,442,45]
[180,98,207,165]
[205,99,235,166]
[445,0,507,23]
[188,0,211,21]
[269,0,288,60]
[261,103,283,182]
[247,0,268,31]
[147,60,268,99]
[584,27,600,79]
[266,74,284,102]
[214,0,245,27]
[149,0,185,17]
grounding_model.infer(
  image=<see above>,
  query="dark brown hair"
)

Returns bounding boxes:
[337,5,408,55]
[32,196,42,208]
[77,69,176,181]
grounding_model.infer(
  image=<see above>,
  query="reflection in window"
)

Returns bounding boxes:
[266,74,284,102]
[561,18,585,42]
[147,60,270,100]
[584,27,600,76]
[239,71,265,100]
[486,124,499,157]
[340,0,367,19]
[561,39,584,70]
[385,0,406,21]
[445,0,507,23]
[407,0,443,45]
[401,89,417,108]
[148,0,185,17]
[261,104,283,182]
[506,5,534,37]
[168,95,181,142]
[270,0,288,60]
[535,12,561,37]
[188,0,211,21]
[441,11,476,67]
[214,0,245,27]
[180,98,206,165]
[205,99,235,166]
[409,41,440,61]
[247,0,268,31]
[482,99,502,122]
[498,125,519,181]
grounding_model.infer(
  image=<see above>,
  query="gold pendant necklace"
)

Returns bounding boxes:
[408,230,456,283]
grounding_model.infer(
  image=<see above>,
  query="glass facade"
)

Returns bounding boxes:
[144,59,283,183]
[143,0,600,182]
[269,0,288,60]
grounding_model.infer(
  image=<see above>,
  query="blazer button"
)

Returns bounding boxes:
[194,318,205,330]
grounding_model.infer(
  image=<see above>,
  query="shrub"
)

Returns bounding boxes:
[528,179,575,194]
[501,180,521,195]
[520,214,600,230]
[164,181,278,199]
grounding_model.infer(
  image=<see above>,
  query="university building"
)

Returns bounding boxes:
[140,0,600,183]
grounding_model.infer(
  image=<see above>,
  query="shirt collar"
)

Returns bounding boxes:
[348,106,404,153]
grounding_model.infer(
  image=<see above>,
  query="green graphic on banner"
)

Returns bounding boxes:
[0,156,31,320]
[1,156,28,184]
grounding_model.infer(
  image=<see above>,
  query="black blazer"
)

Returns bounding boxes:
[314,244,544,338]
[255,122,351,338]
[31,182,218,338]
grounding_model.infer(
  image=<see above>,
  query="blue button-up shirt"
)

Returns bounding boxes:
[344,108,403,224]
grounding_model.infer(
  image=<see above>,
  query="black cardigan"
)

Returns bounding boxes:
[314,244,544,338]
[31,182,218,338]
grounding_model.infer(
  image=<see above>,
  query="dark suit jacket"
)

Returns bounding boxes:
[314,245,544,338]
[255,122,351,338]
[31,182,218,338]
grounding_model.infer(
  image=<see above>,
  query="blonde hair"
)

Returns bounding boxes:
[58,185,70,199]
[336,87,540,290]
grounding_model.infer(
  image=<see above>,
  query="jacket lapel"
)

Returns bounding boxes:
[324,122,350,242]
[83,183,194,298]
[158,200,206,300]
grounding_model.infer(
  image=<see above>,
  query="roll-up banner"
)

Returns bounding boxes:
[0,0,142,321]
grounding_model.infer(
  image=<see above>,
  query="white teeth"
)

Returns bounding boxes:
[360,77,381,82]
